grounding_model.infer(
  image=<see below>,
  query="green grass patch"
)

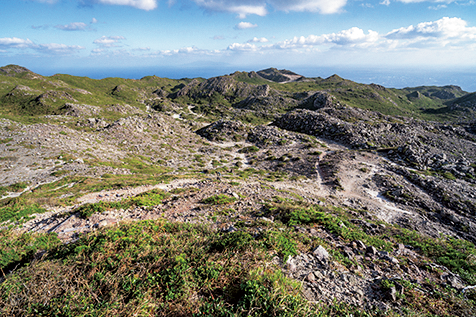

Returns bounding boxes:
[76,189,170,218]
[0,230,61,272]
[201,194,237,205]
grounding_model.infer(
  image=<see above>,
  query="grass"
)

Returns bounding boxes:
[1,218,424,316]
[1,218,464,316]
[0,229,61,273]
[76,188,171,218]
[0,220,312,316]
[201,194,237,205]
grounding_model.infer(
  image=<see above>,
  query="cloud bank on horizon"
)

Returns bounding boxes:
[1,0,476,74]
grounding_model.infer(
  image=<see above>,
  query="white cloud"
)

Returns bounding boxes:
[235,22,258,30]
[0,37,34,49]
[0,37,83,55]
[91,18,98,23]
[192,0,346,17]
[269,0,347,14]
[193,1,267,18]
[248,37,269,43]
[97,0,158,10]
[227,42,257,51]
[385,17,476,40]
[54,22,90,31]
[274,27,379,49]
[93,36,126,47]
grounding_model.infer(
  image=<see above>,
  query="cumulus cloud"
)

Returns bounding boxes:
[248,37,269,43]
[91,18,98,23]
[158,46,210,56]
[93,36,126,47]
[385,17,476,40]
[274,27,379,49]
[235,22,258,30]
[55,22,90,31]
[0,37,34,49]
[227,42,257,51]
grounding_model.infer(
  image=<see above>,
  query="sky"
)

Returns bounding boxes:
[1,0,476,89]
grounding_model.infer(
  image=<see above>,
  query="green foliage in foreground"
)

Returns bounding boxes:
[0,221,314,316]
[1,219,471,316]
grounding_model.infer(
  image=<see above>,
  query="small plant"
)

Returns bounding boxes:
[442,171,457,180]
[201,194,237,205]
[77,202,106,218]
[239,146,259,154]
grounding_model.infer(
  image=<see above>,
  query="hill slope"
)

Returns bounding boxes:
[0,65,475,316]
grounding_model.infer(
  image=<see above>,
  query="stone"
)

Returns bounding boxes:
[313,245,330,264]
[306,272,316,282]
[386,286,397,301]
[442,273,464,290]
[309,228,318,236]
[365,245,378,257]
[355,240,366,250]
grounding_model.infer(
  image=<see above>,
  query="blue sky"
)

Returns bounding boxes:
[1,0,476,86]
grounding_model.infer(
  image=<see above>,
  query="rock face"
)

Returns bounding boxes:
[196,120,249,142]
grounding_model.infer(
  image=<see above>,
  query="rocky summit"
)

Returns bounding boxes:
[0,65,475,316]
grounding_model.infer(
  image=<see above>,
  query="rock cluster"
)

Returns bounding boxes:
[196,120,249,142]
[273,106,476,175]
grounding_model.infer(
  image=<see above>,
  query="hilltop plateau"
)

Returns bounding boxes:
[0,65,475,316]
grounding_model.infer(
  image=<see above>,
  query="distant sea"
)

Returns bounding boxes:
[35,66,476,93]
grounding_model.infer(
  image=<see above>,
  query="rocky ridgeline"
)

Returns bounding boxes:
[273,103,476,174]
